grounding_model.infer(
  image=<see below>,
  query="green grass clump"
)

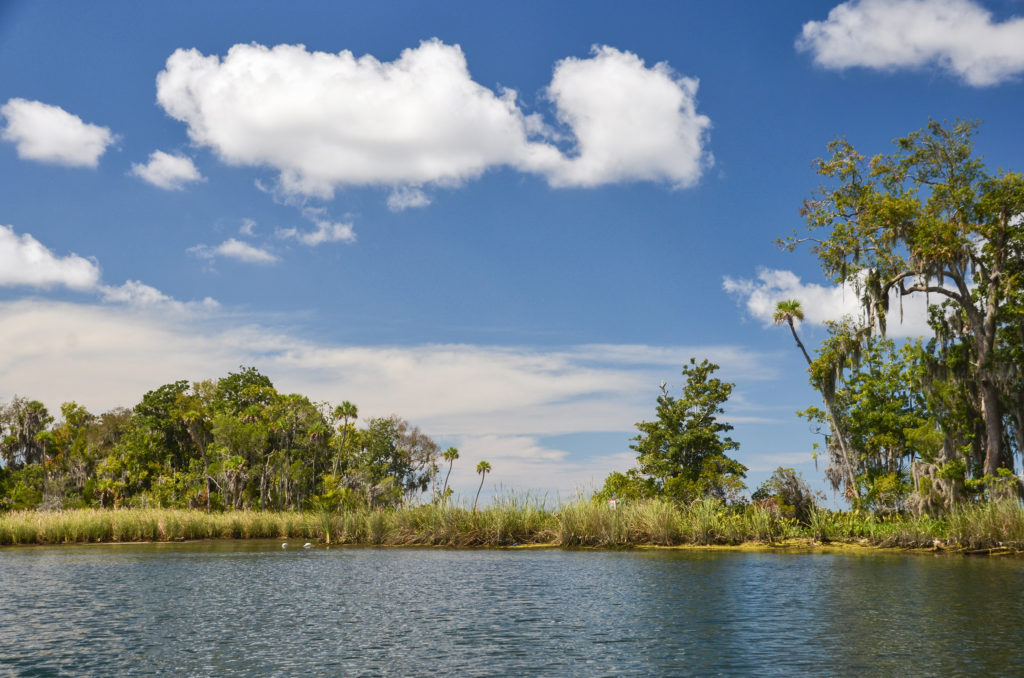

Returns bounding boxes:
[632,498,683,545]
[947,500,1024,550]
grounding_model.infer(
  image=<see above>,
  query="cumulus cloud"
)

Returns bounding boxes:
[277,208,355,246]
[0,224,100,289]
[797,0,1024,86]
[723,268,935,336]
[131,150,204,189]
[1,98,115,167]
[545,45,711,188]
[155,40,710,199]
[189,238,278,264]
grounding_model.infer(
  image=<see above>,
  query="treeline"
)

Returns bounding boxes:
[0,367,452,512]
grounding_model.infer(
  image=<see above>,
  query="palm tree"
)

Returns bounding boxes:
[331,401,358,476]
[773,299,857,494]
[473,460,491,512]
[440,447,459,504]
[773,299,812,365]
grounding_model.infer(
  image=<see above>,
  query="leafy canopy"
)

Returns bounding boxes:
[600,358,746,504]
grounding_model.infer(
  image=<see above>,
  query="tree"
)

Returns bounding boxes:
[349,416,439,508]
[473,460,491,511]
[170,381,216,509]
[787,120,1024,480]
[774,303,864,499]
[601,358,747,504]
[774,299,811,364]
[214,366,275,415]
[752,467,820,524]
[330,401,358,476]
[440,446,459,505]
[774,299,858,495]
[133,380,193,473]
[0,398,53,469]
[45,402,101,509]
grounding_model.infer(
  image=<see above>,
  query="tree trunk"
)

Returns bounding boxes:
[473,475,485,512]
[789,319,858,495]
[787,319,813,365]
[981,377,1003,477]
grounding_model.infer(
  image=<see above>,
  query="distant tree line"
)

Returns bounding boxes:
[0,367,455,512]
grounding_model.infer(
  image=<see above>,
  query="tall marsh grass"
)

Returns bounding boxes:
[0,509,305,545]
[3,498,1024,552]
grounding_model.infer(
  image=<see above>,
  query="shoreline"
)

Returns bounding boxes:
[3,537,1013,558]
[2,505,1022,556]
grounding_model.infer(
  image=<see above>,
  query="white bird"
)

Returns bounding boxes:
[281,543,287,549]
[303,542,312,549]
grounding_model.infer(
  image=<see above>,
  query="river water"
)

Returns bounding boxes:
[1,542,1022,676]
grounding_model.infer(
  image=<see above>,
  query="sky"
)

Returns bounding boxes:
[1,0,1023,504]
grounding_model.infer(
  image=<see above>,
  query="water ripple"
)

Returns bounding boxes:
[1,544,1022,676]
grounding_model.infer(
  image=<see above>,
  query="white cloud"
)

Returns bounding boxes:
[277,208,356,246]
[156,40,556,197]
[0,224,216,316]
[723,268,935,336]
[0,298,778,495]
[155,40,710,199]
[0,300,240,412]
[1,98,115,167]
[387,186,431,212]
[99,280,219,313]
[797,0,1024,86]
[544,45,712,188]
[0,224,100,290]
[189,238,278,264]
[131,150,204,190]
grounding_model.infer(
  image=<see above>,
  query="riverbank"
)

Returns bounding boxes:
[2,498,1024,554]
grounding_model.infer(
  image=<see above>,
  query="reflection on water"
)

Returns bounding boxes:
[1,543,1023,676]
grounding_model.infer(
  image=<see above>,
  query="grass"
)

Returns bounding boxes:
[3,498,1024,554]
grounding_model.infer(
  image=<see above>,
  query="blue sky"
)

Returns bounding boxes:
[1,0,1023,502]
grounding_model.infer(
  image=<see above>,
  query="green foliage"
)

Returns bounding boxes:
[0,398,53,469]
[600,358,746,505]
[859,472,911,516]
[786,119,1024,511]
[0,368,442,513]
[350,416,440,508]
[752,467,819,524]
[0,464,44,510]
[473,460,492,511]
[594,469,655,503]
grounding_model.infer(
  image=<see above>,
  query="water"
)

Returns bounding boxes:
[1,543,1023,676]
